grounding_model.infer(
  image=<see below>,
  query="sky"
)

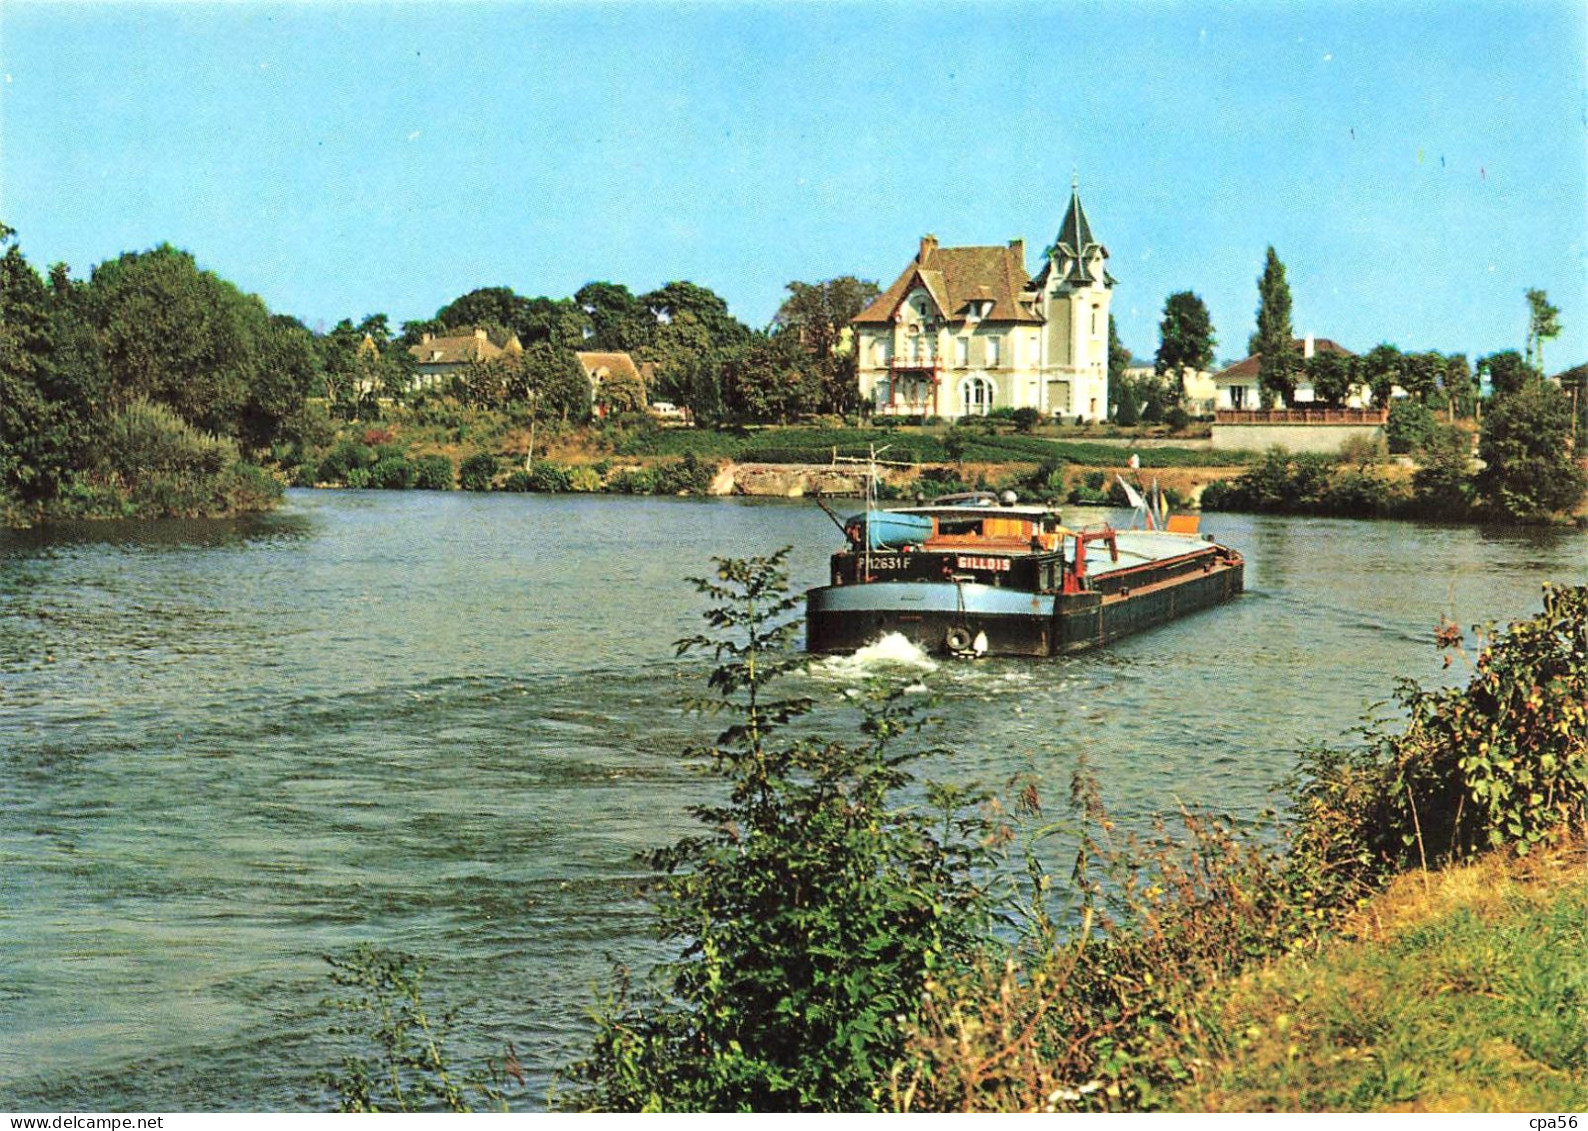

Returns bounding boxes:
[2,1,1584,369]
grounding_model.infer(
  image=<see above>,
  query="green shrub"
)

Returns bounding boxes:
[1010,406,1043,433]
[1385,399,1438,455]
[319,439,376,485]
[529,462,571,493]
[458,452,497,491]
[412,454,454,490]
[1410,425,1474,519]
[558,552,1002,1112]
[1291,585,1588,898]
[567,466,603,492]
[500,469,534,492]
[106,400,230,478]
[1319,468,1402,516]
[345,467,371,490]
[291,462,319,488]
[651,451,717,495]
[324,945,504,1113]
[604,467,658,494]
[368,456,415,490]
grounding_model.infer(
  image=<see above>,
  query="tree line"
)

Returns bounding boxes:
[0,220,882,521]
[321,275,881,428]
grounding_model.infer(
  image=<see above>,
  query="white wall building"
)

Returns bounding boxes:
[851,183,1114,421]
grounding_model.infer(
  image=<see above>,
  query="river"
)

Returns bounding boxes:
[2,490,1582,1110]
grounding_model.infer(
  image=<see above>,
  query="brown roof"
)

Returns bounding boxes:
[575,351,644,384]
[853,239,1041,326]
[408,328,520,367]
[1214,337,1355,381]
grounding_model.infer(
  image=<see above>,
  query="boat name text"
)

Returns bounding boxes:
[956,555,1012,572]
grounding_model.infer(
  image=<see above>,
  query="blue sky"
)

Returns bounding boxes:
[3,1,1584,368]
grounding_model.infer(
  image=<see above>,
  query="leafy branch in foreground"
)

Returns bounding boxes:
[323,945,508,1112]
[557,548,1005,1111]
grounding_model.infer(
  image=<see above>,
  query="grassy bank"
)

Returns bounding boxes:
[1172,838,1587,1112]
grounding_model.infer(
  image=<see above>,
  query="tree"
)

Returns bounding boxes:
[1250,247,1295,406]
[1249,246,1293,356]
[721,332,820,424]
[1399,351,1445,404]
[576,282,652,353]
[1479,349,1535,399]
[774,277,878,361]
[774,277,879,415]
[1443,353,1477,419]
[1257,344,1299,409]
[79,244,317,448]
[1385,399,1438,455]
[1476,380,1585,520]
[1360,344,1404,406]
[1106,315,1132,410]
[435,286,531,338]
[595,368,647,416]
[643,281,751,352]
[1524,288,1561,373]
[1303,350,1354,408]
[524,342,591,424]
[0,227,80,503]
[1113,374,1141,426]
[1154,291,1216,392]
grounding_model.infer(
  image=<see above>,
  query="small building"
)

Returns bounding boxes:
[575,351,649,417]
[408,327,523,388]
[1211,335,1358,410]
[851,182,1114,421]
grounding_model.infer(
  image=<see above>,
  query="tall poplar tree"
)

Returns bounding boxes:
[1250,246,1296,406]
[1524,288,1560,373]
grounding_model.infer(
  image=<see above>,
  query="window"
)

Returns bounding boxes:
[961,376,995,416]
[986,336,1001,368]
[956,337,969,367]
[1091,305,1099,336]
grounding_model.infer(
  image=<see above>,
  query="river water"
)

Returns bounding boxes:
[2,490,1582,1110]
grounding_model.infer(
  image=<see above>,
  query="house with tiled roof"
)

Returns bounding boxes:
[852,181,1114,421]
[1211,335,1359,410]
[575,351,650,417]
[408,327,523,387]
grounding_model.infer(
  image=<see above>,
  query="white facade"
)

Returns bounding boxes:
[852,184,1114,421]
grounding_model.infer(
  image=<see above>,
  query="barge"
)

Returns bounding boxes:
[805,492,1244,658]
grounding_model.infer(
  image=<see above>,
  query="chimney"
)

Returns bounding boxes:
[1304,333,1315,359]
[1008,238,1025,264]
[421,332,433,344]
[919,234,938,261]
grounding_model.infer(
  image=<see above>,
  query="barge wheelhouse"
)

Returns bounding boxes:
[805,493,1244,658]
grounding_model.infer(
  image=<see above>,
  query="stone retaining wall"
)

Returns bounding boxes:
[1210,422,1384,454]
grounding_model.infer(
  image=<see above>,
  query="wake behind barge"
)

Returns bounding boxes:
[805,493,1244,658]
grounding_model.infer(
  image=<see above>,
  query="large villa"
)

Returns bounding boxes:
[852,182,1113,422]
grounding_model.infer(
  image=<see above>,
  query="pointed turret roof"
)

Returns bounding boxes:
[1034,178,1112,290]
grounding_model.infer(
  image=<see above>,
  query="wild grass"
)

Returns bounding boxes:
[1171,838,1588,1112]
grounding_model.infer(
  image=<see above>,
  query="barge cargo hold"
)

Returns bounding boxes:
[805,495,1244,658]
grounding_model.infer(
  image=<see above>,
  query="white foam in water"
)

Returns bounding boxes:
[811,632,938,680]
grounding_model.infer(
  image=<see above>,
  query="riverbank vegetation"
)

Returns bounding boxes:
[6,219,1581,523]
[544,569,1584,1111]
[1203,374,1586,523]
[0,225,302,524]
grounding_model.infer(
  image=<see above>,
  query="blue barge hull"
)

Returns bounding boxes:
[806,537,1244,657]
